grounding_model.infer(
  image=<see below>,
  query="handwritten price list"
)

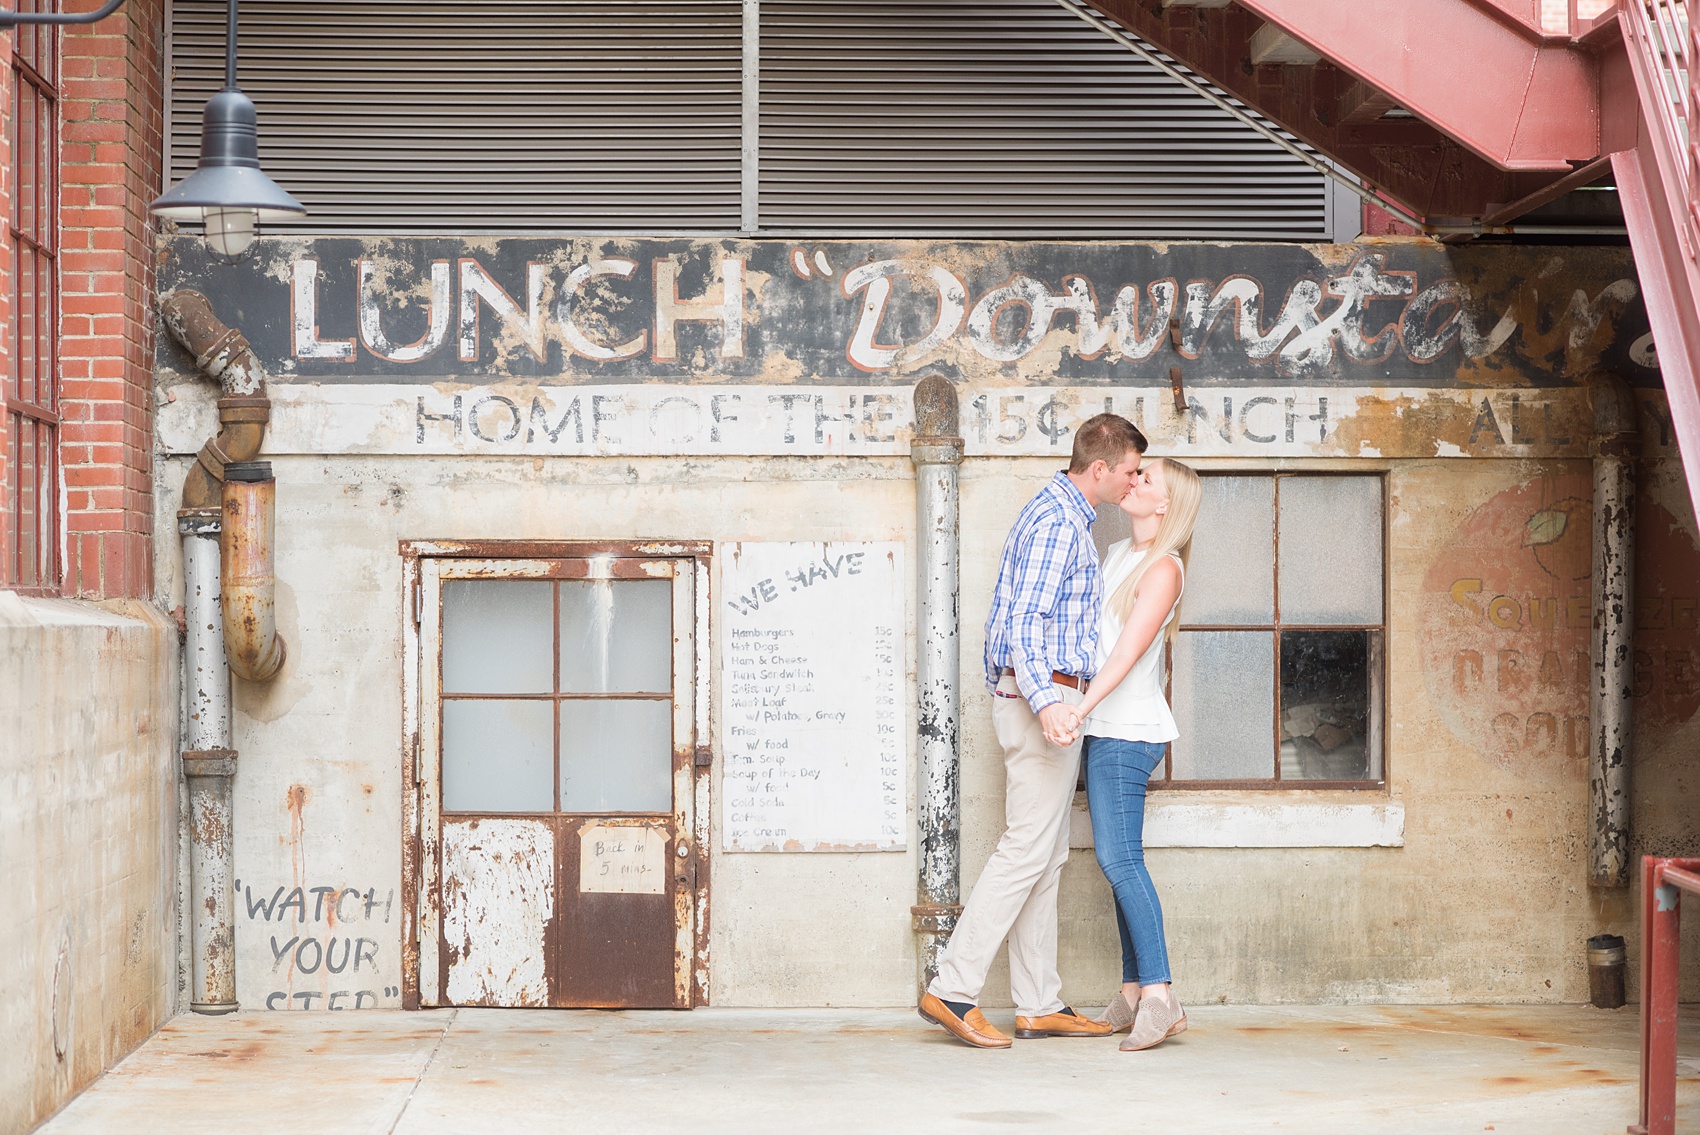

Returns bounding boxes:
[720,541,906,852]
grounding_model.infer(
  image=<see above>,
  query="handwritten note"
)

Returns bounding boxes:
[721,541,905,852]
[578,823,667,894]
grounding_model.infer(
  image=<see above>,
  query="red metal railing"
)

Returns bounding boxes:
[1631,856,1700,1135]
[1621,0,1696,247]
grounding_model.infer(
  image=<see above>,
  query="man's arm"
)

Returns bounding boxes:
[1005,518,1077,714]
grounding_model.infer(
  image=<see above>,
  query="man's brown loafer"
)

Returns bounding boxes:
[919,992,1012,1049]
[1013,1007,1115,1039]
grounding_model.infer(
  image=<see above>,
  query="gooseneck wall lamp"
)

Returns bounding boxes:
[150,0,304,259]
[0,0,126,27]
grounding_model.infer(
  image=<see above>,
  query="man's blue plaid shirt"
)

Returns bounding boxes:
[982,471,1102,714]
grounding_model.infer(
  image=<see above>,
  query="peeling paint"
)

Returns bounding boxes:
[441,819,554,1008]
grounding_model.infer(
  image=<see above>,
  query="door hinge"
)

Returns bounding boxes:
[412,578,422,626]
[413,733,422,787]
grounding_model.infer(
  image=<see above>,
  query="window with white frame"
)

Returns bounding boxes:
[1160,473,1386,788]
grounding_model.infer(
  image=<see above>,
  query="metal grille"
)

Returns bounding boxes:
[167,0,1327,237]
[758,0,1328,238]
[167,1,744,232]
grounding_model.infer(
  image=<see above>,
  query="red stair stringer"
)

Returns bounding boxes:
[1614,0,1700,513]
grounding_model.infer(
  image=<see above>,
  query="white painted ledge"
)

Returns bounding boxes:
[0,592,163,629]
[1069,794,1404,849]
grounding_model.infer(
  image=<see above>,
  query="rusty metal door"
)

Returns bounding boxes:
[415,555,702,1008]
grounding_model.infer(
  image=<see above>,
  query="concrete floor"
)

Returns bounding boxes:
[34,1004,1700,1135]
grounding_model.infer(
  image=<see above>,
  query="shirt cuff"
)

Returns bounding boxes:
[1025,686,1062,714]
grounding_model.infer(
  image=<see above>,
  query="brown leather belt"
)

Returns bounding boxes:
[1001,667,1088,692]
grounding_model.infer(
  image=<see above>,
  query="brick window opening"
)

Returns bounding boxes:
[6,12,59,591]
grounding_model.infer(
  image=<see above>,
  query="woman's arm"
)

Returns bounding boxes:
[1073,557,1182,719]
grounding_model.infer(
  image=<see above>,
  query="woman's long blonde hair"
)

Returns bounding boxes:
[1108,458,1202,640]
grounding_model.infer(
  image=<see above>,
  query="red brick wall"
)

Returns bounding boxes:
[56,0,165,599]
[1,38,13,589]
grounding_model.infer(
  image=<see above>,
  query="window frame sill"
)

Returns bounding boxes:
[1069,789,1404,849]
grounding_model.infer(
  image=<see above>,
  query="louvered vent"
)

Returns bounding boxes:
[166,1,744,232]
[758,0,1328,238]
[166,0,1330,238]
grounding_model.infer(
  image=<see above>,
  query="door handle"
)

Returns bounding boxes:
[674,840,691,886]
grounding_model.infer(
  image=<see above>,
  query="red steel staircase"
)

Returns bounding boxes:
[1068,4,1697,1130]
[1077,0,1700,514]
[1616,0,1700,512]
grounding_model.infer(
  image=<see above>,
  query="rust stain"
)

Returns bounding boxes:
[278,783,311,993]
[1328,390,1591,459]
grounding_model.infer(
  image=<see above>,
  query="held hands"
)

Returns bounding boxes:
[1039,702,1085,748]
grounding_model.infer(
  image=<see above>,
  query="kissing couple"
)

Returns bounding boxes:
[919,412,1202,1053]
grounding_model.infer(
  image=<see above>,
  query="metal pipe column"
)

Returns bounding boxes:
[181,508,239,1012]
[910,375,963,992]
[1589,374,1639,889]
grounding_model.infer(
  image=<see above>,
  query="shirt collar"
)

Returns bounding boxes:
[1049,471,1096,528]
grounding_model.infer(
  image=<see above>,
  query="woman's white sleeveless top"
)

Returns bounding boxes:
[1084,541,1184,744]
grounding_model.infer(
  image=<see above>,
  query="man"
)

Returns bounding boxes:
[919,413,1148,1049]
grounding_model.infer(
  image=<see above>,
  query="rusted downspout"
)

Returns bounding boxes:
[1589,373,1638,888]
[222,462,286,680]
[164,289,285,1013]
[161,289,269,513]
[162,290,286,680]
[910,375,963,992]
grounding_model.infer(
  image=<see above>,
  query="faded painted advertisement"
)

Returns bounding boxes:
[155,237,1657,459]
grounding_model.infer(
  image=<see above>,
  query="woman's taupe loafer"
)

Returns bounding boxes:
[1120,995,1187,1051]
[1096,991,1137,1034]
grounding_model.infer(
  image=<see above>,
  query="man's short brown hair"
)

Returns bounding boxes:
[1068,413,1148,473]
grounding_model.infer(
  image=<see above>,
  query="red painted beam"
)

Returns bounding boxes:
[1233,0,1599,171]
[1080,0,1567,220]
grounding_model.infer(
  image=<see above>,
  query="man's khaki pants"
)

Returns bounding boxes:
[928,675,1084,1017]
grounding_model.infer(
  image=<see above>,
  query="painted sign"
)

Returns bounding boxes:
[154,237,1657,459]
[1419,470,1700,781]
[154,380,1606,460]
[720,541,906,852]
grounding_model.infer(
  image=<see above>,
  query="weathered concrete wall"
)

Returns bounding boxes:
[968,453,1700,1008]
[150,442,1700,1011]
[0,596,178,1132]
[147,233,1698,1012]
[152,454,923,1011]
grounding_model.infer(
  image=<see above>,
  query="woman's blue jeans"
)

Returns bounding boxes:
[1083,736,1171,986]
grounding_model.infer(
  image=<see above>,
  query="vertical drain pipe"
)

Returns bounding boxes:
[181,506,238,1014]
[910,375,963,992]
[163,289,279,1014]
[1589,373,1639,888]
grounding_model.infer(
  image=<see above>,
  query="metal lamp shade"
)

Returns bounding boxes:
[152,88,305,224]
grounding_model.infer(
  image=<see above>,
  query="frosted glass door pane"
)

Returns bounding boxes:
[443,699,554,811]
[1278,477,1383,624]
[442,580,552,694]
[560,579,672,693]
[560,700,673,812]
[1170,630,1275,779]
[1185,477,1274,623]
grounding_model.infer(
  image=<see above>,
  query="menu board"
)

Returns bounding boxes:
[720,541,906,852]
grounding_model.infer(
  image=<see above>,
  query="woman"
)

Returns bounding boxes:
[1068,456,1201,1052]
